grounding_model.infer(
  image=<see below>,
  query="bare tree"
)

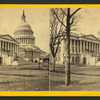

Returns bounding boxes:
[50,8,81,85]
[49,8,66,71]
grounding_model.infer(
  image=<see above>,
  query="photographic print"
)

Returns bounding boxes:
[49,8,100,91]
[0,7,100,92]
[0,8,49,91]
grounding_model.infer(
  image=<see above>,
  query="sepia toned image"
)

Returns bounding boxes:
[1,8,100,91]
[0,8,49,91]
[49,8,100,91]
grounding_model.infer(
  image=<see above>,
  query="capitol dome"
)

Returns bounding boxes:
[14,10,35,46]
[16,22,32,30]
[14,11,33,33]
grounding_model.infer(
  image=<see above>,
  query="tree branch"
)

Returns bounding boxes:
[70,8,81,18]
[53,9,67,28]
[60,8,67,16]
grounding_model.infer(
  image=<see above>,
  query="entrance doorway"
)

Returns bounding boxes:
[83,57,86,64]
[76,57,79,64]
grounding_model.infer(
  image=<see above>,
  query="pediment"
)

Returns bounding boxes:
[81,35,100,41]
[0,35,17,42]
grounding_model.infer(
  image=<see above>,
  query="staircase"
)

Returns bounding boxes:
[12,58,37,65]
[95,61,100,66]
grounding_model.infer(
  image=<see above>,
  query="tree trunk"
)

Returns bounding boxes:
[65,8,71,86]
[52,56,56,71]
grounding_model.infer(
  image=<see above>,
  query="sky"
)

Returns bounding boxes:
[72,8,100,37]
[0,8,100,53]
[0,8,50,52]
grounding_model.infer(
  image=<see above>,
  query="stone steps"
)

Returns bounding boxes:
[12,58,38,65]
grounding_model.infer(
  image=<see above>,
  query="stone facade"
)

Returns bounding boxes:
[0,35,19,65]
[56,33,100,65]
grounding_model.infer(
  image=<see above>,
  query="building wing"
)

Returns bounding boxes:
[0,34,19,43]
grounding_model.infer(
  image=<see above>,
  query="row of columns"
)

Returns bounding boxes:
[15,32,33,36]
[0,41,19,55]
[26,51,33,58]
[70,39,100,54]
[16,38,34,44]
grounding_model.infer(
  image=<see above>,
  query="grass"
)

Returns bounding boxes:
[50,64,100,91]
[0,64,49,91]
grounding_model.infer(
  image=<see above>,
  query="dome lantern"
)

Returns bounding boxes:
[21,10,26,22]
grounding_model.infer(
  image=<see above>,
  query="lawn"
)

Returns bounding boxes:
[0,64,49,91]
[50,64,100,91]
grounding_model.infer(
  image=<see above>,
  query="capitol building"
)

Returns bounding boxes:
[56,33,100,65]
[0,11,45,65]
[14,10,42,62]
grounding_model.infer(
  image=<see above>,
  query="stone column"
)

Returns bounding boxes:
[89,42,91,51]
[32,51,34,61]
[28,39,29,44]
[10,43,12,53]
[2,41,4,50]
[20,38,22,43]
[5,42,7,51]
[74,40,76,54]
[14,44,15,54]
[11,43,12,53]
[77,40,79,53]
[94,43,96,53]
[26,39,28,44]
[93,43,94,53]
[86,41,88,50]
[27,51,28,58]
[16,45,18,56]
[22,38,23,43]
[96,43,97,54]
[18,38,19,42]
[27,38,28,44]
[83,40,85,53]
[98,44,100,53]
[92,42,93,51]
[4,42,5,51]
[88,42,89,51]
[80,40,82,53]
[8,42,9,51]
[25,38,26,43]
[70,39,72,53]
[98,44,99,54]
[30,39,31,44]
[97,44,98,54]
[15,44,17,54]
[24,38,25,43]
[28,39,30,44]
[12,43,14,54]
